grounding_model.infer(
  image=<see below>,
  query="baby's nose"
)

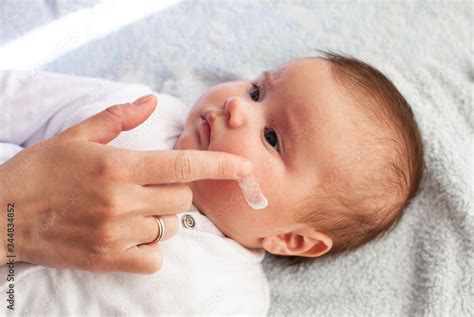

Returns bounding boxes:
[224,96,247,128]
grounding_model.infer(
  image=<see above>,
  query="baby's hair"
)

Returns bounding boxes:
[284,50,424,266]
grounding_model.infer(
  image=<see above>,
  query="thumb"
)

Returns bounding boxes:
[59,94,157,144]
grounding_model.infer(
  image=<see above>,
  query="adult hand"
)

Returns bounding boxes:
[0,95,253,274]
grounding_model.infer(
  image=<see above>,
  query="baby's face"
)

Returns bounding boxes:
[176,58,355,250]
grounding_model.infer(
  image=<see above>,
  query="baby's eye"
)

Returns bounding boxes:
[249,82,260,102]
[264,128,280,151]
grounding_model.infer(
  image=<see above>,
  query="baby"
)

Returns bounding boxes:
[176,52,424,263]
[0,51,423,314]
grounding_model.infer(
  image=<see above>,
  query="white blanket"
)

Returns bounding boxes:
[0,1,472,315]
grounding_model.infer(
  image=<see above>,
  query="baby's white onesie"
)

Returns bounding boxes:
[0,70,270,315]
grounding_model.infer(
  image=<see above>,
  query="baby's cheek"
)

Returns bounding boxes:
[193,179,246,217]
[212,181,249,214]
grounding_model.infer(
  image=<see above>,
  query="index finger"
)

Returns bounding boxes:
[129,150,253,185]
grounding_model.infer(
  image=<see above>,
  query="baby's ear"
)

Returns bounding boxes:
[261,227,333,257]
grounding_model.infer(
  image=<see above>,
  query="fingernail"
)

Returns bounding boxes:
[237,160,253,178]
[133,94,154,105]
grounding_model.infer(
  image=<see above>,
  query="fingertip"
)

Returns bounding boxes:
[199,151,254,180]
[236,159,253,178]
[133,94,157,106]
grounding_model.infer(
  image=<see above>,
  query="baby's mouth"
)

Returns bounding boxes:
[199,115,211,150]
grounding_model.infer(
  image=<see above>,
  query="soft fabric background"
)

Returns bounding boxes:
[1,1,472,316]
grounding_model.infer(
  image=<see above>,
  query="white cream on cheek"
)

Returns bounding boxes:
[237,175,268,210]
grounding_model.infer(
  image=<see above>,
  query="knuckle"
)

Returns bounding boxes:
[174,153,194,181]
[97,192,121,220]
[106,103,127,117]
[105,104,127,135]
[217,156,231,177]
[95,152,126,181]
[97,206,114,223]
[94,227,117,251]
[95,156,116,179]
[132,154,147,179]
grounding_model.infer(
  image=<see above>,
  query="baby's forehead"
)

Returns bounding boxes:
[267,58,380,179]
[270,58,332,82]
[267,59,347,118]
[265,59,341,112]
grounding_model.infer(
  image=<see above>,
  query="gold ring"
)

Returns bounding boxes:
[148,216,165,244]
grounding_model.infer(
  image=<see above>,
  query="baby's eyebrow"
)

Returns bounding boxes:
[262,70,275,91]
